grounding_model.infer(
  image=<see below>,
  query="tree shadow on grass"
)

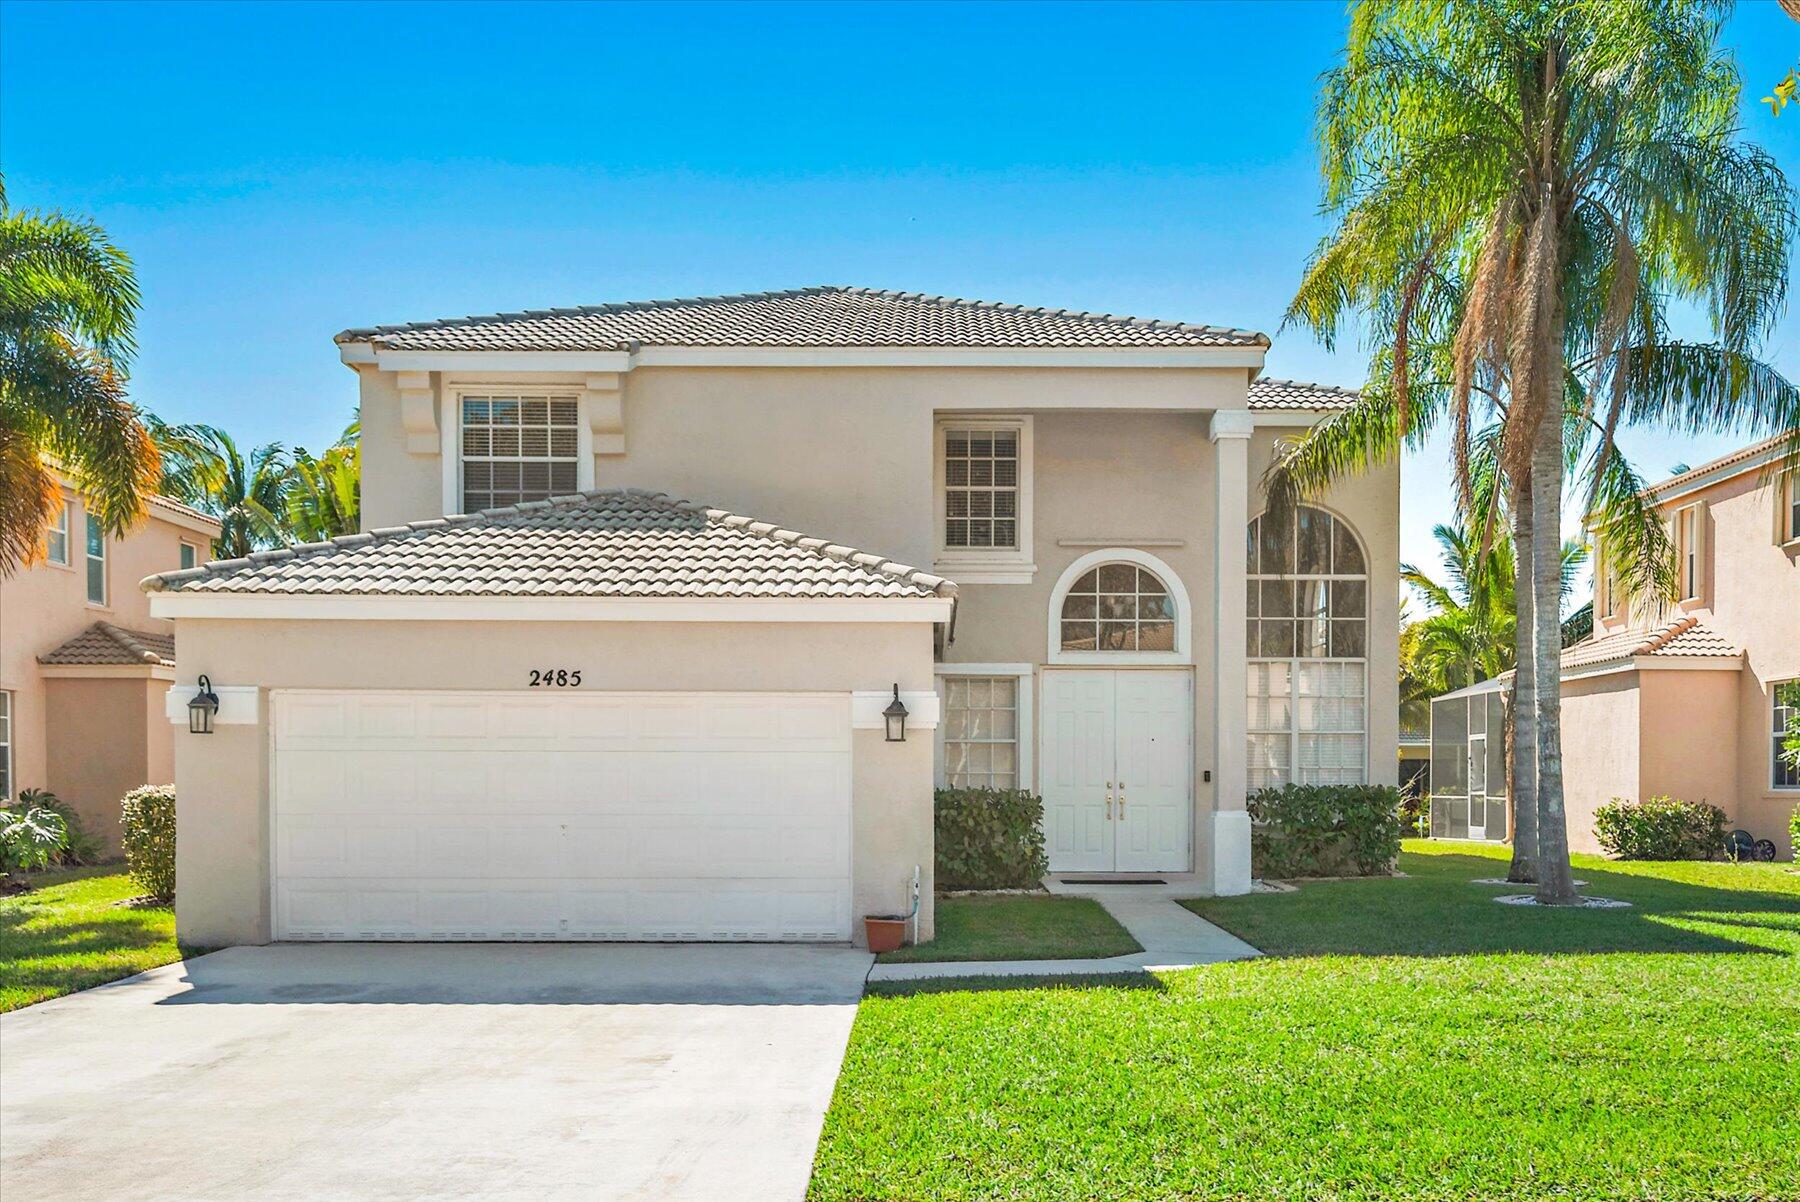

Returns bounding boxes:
[1183,852,1800,960]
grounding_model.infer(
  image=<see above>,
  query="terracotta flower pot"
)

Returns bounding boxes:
[863,915,908,953]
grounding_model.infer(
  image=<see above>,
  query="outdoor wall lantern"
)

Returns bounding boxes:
[188,675,220,735]
[883,684,909,743]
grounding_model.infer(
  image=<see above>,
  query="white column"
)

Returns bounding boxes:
[1208,409,1255,895]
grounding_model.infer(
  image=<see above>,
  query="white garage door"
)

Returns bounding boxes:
[271,691,852,942]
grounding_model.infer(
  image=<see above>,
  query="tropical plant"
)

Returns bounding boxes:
[17,787,105,865]
[0,800,69,883]
[148,421,289,559]
[0,176,159,571]
[933,787,1049,890]
[285,420,359,542]
[1271,0,1798,904]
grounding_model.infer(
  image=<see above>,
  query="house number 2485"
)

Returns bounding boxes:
[528,669,582,687]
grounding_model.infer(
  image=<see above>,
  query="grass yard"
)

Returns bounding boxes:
[810,841,1800,1201]
[880,894,1142,963]
[0,867,184,1013]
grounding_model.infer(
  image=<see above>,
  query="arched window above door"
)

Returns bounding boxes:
[1047,548,1191,664]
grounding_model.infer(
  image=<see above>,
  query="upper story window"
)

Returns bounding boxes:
[1781,470,1799,546]
[180,541,199,571]
[45,501,71,566]
[460,395,579,513]
[935,417,1033,579]
[1059,563,1176,652]
[1246,505,1369,792]
[84,512,107,606]
[1673,503,1705,602]
[1594,537,1622,621]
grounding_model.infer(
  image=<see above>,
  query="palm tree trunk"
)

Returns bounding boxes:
[1530,398,1578,904]
[1506,478,1538,883]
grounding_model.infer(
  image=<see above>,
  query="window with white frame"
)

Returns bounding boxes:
[45,501,71,565]
[1774,681,1800,791]
[85,511,107,606]
[0,690,11,800]
[936,419,1029,563]
[1059,562,1176,652]
[1246,506,1369,791]
[1781,471,1799,545]
[460,395,580,512]
[179,541,198,571]
[1593,536,1622,621]
[1674,503,1704,602]
[941,677,1020,788]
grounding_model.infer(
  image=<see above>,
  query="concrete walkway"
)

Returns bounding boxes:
[868,879,1261,982]
[2,943,870,1202]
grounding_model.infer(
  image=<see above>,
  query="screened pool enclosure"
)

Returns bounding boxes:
[1429,678,1508,842]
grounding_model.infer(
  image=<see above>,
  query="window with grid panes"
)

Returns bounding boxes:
[941,677,1020,788]
[460,395,580,512]
[942,425,1020,552]
[1245,506,1368,791]
[1059,563,1176,652]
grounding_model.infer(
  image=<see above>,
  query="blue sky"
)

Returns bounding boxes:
[4,0,1798,591]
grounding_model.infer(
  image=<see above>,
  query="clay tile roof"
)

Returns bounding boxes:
[38,621,176,668]
[1247,378,1359,411]
[140,489,958,601]
[1559,616,1741,670]
[335,286,1269,352]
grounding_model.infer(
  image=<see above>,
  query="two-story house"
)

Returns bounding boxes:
[0,473,219,849]
[1430,434,1799,857]
[144,287,1399,948]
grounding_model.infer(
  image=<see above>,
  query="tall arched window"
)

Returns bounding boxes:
[1245,506,1368,791]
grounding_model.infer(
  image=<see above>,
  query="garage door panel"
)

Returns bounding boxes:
[273,691,854,942]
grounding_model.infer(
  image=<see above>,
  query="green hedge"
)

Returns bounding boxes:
[1790,806,1799,860]
[1249,783,1405,878]
[935,787,1049,890]
[1594,796,1726,861]
[121,784,176,901]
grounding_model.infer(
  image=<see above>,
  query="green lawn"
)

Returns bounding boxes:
[810,841,1800,1201]
[880,894,1142,963]
[0,867,184,1013]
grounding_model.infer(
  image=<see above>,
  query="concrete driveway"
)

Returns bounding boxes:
[1,943,872,1202]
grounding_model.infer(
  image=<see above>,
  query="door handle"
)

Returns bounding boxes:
[1118,783,1126,817]
[1104,782,1115,820]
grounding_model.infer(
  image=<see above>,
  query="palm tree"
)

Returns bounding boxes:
[150,421,289,559]
[1273,0,1798,903]
[285,420,360,542]
[0,176,159,570]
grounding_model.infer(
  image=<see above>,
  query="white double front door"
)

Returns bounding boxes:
[1040,670,1192,873]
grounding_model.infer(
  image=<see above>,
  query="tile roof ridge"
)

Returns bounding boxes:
[1639,615,1698,655]
[95,620,170,665]
[335,287,848,344]
[838,285,1270,345]
[1251,377,1360,395]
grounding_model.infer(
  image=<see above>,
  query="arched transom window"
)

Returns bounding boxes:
[1245,506,1368,791]
[1059,562,1176,652]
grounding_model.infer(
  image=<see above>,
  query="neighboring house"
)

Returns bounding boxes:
[1431,435,1800,857]
[0,476,219,849]
[146,286,1399,948]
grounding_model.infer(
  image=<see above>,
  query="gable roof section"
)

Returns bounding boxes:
[1247,378,1358,411]
[336,286,1269,352]
[141,489,956,601]
[1560,616,1740,670]
[39,621,176,668]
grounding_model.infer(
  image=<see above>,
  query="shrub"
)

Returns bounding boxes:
[18,788,106,866]
[1788,805,1798,860]
[1249,783,1405,878]
[121,784,176,901]
[1593,796,1726,861]
[0,802,69,877]
[934,787,1049,890]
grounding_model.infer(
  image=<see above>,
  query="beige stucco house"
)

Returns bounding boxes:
[1432,435,1800,857]
[146,287,1399,948]
[0,475,219,849]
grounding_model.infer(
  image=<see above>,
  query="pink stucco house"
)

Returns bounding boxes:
[1431,435,1799,858]
[0,474,220,850]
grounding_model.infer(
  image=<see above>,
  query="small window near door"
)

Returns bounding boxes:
[85,512,107,606]
[0,690,11,799]
[179,541,198,571]
[46,501,71,565]
[942,677,1019,788]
